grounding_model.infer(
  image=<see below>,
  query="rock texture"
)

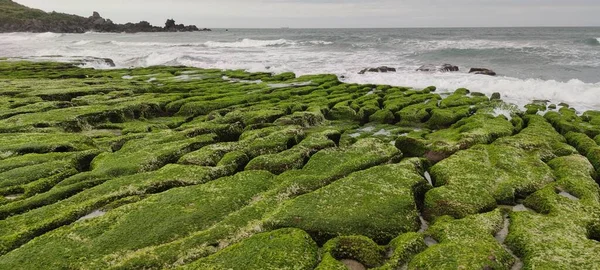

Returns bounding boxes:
[358,66,397,74]
[417,64,459,72]
[469,68,497,76]
[0,60,598,269]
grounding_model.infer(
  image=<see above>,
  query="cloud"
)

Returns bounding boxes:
[14,0,600,28]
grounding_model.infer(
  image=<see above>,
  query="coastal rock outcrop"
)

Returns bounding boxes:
[358,66,397,74]
[469,68,497,76]
[0,1,210,33]
[417,64,459,72]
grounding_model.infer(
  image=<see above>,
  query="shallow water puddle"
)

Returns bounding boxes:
[374,129,391,136]
[268,81,313,88]
[175,74,205,81]
[512,204,534,212]
[424,236,439,247]
[4,194,22,200]
[424,171,433,186]
[341,259,366,270]
[349,133,361,138]
[77,210,106,222]
[495,215,510,244]
[558,191,579,201]
[495,215,524,270]
[359,126,376,132]
[418,215,429,233]
[86,129,123,136]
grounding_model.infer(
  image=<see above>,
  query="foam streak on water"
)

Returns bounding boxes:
[1,28,599,111]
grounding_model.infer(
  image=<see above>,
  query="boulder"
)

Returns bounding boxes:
[416,64,459,72]
[469,68,496,76]
[358,66,396,74]
[440,64,459,72]
[416,64,436,72]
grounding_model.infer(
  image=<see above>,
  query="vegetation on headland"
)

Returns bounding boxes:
[0,60,598,269]
[0,0,209,33]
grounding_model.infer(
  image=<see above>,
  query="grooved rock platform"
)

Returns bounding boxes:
[0,61,599,269]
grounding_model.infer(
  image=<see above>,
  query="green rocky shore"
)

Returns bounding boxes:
[0,60,598,269]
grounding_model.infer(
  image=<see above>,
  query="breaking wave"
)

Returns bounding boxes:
[583,37,600,46]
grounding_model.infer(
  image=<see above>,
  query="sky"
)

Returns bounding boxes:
[16,0,600,28]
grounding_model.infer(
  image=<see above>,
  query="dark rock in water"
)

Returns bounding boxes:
[491,92,501,100]
[440,64,459,72]
[558,102,570,108]
[417,64,459,72]
[416,64,437,72]
[469,68,497,76]
[358,66,396,74]
[76,57,116,67]
[102,58,116,67]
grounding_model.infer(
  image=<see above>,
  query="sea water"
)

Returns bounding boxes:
[1,27,599,110]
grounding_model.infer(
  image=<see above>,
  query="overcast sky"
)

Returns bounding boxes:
[16,0,600,28]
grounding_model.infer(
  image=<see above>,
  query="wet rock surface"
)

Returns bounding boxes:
[469,68,497,76]
[0,61,598,269]
[417,64,459,72]
[358,66,397,74]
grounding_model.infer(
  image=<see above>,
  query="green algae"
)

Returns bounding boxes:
[265,159,428,244]
[182,228,319,270]
[0,171,277,270]
[410,209,516,269]
[0,61,599,269]
[505,154,600,269]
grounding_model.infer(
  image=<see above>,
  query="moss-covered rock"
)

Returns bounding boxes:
[180,228,318,270]
[409,209,516,269]
[316,235,386,269]
[265,159,427,244]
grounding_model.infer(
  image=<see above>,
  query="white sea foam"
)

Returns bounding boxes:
[345,71,600,111]
[492,107,515,121]
[204,38,293,48]
[1,30,599,112]
[35,32,65,39]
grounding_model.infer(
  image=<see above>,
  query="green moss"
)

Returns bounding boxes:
[369,109,396,124]
[0,133,95,157]
[90,132,216,176]
[409,209,515,269]
[374,233,427,270]
[328,104,358,121]
[245,132,335,174]
[182,228,318,270]
[427,106,471,129]
[1,61,599,269]
[439,90,488,108]
[425,143,554,219]
[317,235,386,269]
[265,159,427,244]
[0,171,278,269]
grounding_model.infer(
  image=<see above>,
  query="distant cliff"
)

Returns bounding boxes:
[0,0,210,33]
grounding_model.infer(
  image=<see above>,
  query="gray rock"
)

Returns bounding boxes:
[417,64,459,72]
[469,68,497,76]
[358,66,397,74]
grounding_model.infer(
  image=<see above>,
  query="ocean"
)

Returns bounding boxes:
[1,27,599,111]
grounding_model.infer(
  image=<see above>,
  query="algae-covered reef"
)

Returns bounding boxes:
[0,61,598,269]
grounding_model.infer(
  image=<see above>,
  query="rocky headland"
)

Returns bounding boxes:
[0,0,209,33]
